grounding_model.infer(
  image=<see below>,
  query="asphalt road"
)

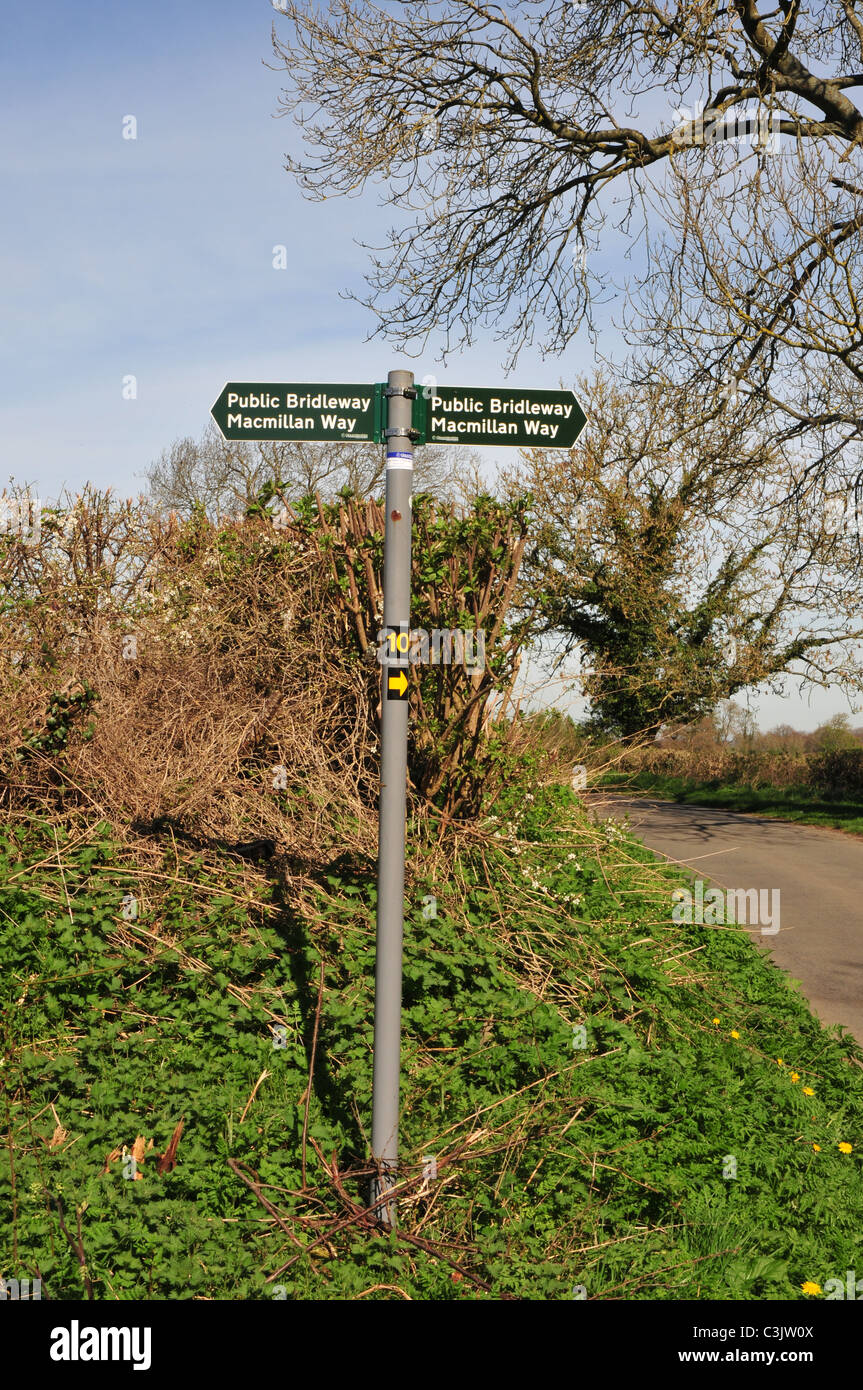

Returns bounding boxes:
[592,795,863,1044]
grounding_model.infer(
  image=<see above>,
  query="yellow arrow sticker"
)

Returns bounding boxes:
[387,669,409,699]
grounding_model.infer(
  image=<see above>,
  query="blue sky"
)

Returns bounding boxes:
[2,0,588,503]
[1,0,856,729]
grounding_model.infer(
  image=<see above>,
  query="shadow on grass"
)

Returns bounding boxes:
[273,847,378,1169]
[132,816,370,1164]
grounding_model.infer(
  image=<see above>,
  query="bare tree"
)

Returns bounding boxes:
[273,1,863,491]
[144,420,488,521]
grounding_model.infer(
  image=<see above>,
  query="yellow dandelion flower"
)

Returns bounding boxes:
[712,1017,720,1025]
[790,1072,800,1083]
[803,1086,814,1096]
[801,1281,821,1295]
[839,1142,853,1154]
[776,1058,784,1066]
[812,1143,821,1152]
[730,1029,740,1039]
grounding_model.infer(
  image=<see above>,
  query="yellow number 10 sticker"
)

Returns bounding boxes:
[383,626,410,700]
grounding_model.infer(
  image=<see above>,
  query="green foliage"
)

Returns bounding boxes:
[0,832,308,1298]
[510,374,851,742]
[16,684,99,759]
[3,784,862,1300]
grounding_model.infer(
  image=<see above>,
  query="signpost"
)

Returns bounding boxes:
[423,385,586,448]
[211,381,585,449]
[370,371,415,1226]
[211,383,378,442]
[211,375,586,1228]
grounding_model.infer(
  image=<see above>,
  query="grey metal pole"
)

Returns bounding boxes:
[370,369,415,1227]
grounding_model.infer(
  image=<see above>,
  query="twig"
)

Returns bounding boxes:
[53,826,75,925]
[53,1197,94,1299]
[5,1107,18,1267]
[310,1138,505,1297]
[239,1070,270,1124]
[300,957,325,1189]
[226,1159,307,1252]
[265,1203,382,1280]
[356,1283,413,1299]
[598,1245,741,1299]
[265,1147,472,1283]
[0,822,100,886]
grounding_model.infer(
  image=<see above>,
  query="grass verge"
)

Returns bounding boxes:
[599,769,863,836]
